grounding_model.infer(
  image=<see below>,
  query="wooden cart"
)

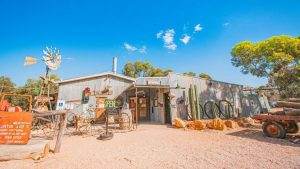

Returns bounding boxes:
[253,114,300,139]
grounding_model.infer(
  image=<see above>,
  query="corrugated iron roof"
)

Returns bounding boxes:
[57,72,136,84]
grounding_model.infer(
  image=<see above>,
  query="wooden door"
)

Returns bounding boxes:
[95,97,106,121]
[129,97,149,121]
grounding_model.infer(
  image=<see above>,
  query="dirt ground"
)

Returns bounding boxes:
[0,124,299,169]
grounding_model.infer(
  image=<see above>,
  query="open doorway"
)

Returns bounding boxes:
[164,93,171,124]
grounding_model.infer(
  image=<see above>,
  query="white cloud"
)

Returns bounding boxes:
[180,35,191,45]
[124,43,137,51]
[223,22,230,26]
[139,46,147,53]
[162,29,177,50]
[124,42,146,53]
[194,24,203,32]
[156,30,163,38]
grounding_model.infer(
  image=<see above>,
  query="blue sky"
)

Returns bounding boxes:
[0,0,299,87]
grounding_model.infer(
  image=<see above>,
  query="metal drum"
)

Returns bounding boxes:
[119,113,130,129]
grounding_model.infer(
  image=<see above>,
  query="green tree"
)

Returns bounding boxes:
[16,74,60,95]
[0,76,15,94]
[122,61,172,77]
[183,72,196,77]
[122,62,137,77]
[231,35,300,98]
[199,73,212,80]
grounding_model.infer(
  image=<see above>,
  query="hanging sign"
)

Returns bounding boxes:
[104,100,116,109]
[35,96,53,102]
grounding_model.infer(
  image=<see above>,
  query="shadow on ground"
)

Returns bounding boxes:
[227,128,300,147]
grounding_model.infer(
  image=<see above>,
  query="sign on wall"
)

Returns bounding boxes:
[104,100,116,108]
[56,100,65,110]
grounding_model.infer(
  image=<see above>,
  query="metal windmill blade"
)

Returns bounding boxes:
[42,47,62,70]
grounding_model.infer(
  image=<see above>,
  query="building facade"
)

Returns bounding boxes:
[57,72,265,125]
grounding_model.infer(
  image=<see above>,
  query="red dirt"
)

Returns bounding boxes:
[0,124,299,169]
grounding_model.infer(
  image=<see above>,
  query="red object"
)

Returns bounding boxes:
[0,111,32,144]
[0,100,10,111]
[84,87,90,96]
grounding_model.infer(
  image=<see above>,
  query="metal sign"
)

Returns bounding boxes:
[35,96,53,102]
[104,100,116,108]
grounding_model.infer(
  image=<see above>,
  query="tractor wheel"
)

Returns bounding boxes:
[286,121,299,133]
[263,121,286,139]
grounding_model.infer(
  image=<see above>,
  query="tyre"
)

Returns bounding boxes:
[263,121,286,139]
[286,121,299,133]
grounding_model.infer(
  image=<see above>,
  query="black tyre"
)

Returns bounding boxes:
[286,121,299,133]
[263,121,286,139]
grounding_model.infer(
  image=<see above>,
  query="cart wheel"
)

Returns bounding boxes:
[263,121,286,139]
[286,121,299,133]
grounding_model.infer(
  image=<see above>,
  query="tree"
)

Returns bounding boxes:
[199,73,212,80]
[122,61,172,77]
[16,74,60,95]
[183,72,196,77]
[231,35,300,98]
[0,76,15,94]
[122,62,137,78]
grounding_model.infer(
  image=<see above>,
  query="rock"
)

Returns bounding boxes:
[242,117,255,125]
[206,118,225,131]
[194,120,205,130]
[185,121,195,129]
[174,118,186,128]
[224,120,238,129]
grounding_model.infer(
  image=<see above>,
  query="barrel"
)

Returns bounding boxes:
[119,114,130,129]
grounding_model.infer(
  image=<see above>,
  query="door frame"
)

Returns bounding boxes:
[164,93,171,124]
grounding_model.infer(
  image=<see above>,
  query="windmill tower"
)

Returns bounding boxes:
[24,47,62,110]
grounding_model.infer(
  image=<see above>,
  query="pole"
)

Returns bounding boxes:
[135,87,138,129]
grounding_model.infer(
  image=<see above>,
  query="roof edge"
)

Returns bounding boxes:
[57,72,135,84]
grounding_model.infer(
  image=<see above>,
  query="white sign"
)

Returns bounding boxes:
[56,100,65,110]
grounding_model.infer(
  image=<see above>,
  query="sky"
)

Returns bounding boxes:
[0,0,299,87]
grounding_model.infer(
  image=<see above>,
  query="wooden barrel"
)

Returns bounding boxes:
[119,114,130,129]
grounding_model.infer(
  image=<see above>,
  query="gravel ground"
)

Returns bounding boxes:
[0,124,299,169]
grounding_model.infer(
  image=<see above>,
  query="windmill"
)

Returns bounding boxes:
[24,47,62,110]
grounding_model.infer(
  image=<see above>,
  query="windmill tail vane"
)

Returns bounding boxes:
[24,56,39,66]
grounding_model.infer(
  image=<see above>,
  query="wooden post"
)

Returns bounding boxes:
[135,87,138,129]
[54,111,67,153]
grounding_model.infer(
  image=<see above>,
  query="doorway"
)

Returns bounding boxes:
[129,96,149,121]
[164,93,171,124]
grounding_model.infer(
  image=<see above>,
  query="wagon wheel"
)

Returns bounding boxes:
[263,121,286,139]
[204,101,220,119]
[286,121,299,133]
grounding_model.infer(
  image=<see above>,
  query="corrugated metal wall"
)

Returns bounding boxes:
[57,75,133,114]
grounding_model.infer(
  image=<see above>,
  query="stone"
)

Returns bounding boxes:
[206,118,225,131]
[174,118,186,128]
[224,120,239,128]
[194,120,205,130]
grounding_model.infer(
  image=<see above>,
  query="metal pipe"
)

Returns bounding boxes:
[112,57,117,74]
